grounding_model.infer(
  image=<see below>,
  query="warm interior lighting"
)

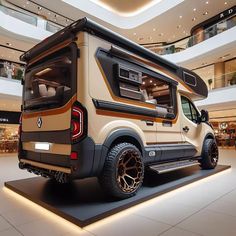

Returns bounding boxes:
[35,68,52,76]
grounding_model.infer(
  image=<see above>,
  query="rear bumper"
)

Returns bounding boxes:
[18,136,105,179]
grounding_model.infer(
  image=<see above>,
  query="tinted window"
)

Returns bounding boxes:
[181,96,199,123]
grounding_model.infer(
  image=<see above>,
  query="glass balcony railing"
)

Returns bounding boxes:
[0,4,63,33]
[144,15,236,55]
[0,60,25,81]
[201,71,236,91]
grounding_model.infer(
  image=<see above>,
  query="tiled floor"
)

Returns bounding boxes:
[0,149,236,236]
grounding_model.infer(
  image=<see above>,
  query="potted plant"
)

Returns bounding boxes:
[208,78,213,90]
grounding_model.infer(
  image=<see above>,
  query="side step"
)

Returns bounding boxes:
[149,160,199,174]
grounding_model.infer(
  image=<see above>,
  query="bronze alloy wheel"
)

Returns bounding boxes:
[116,149,143,193]
[210,141,219,165]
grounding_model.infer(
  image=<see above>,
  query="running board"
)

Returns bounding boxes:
[149,160,199,174]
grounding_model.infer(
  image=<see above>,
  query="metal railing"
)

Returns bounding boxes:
[199,71,236,90]
[0,4,63,33]
[144,15,236,55]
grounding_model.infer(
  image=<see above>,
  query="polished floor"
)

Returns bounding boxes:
[0,149,235,236]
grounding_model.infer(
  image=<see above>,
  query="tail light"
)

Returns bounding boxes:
[71,103,87,143]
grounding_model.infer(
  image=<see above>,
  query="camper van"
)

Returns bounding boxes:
[18,18,218,199]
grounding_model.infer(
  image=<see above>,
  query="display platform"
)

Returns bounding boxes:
[5,165,230,227]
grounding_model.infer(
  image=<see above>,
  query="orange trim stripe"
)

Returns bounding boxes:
[22,95,76,119]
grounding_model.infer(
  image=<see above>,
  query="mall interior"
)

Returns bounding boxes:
[0,0,236,235]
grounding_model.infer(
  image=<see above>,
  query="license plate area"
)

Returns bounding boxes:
[35,142,50,151]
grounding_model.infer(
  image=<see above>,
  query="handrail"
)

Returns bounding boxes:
[197,71,236,90]
[0,3,63,33]
[144,14,236,55]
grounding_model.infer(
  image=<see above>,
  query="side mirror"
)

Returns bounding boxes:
[200,109,209,122]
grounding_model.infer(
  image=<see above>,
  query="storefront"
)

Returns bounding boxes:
[212,121,236,148]
[190,5,236,45]
[0,111,20,153]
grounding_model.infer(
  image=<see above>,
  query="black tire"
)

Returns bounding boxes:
[199,139,219,169]
[98,142,144,199]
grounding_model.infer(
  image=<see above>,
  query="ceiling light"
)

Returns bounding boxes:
[153,28,156,32]
[38,6,42,11]
[203,11,209,15]
[154,83,157,86]
[26,1,29,4]
[133,32,137,36]
[142,81,145,85]
[48,12,51,15]
[205,1,209,4]
[224,1,228,4]
[183,30,186,34]
[193,8,196,11]
[6,42,12,46]
[159,33,164,36]
[66,19,69,22]
[192,17,196,21]
[179,15,183,19]
[150,80,153,83]
[23,5,26,8]
[177,25,181,29]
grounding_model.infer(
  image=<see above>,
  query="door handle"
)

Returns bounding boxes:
[142,120,154,126]
[183,126,190,132]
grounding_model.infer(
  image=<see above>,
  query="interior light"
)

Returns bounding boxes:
[150,80,153,83]
[38,6,42,10]
[177,25,181,29]
[179,15,183,19]
[203,11,209,15]
[159,33,164,36]
[224,1,228,4]
[205,1,209,4]
[35,68,52,76]
[26,1,29,4]
[192,17,196,21]
[133,32,137,36]
[153,28,156,31]
[193,8,196,11]
[6,42,12,46]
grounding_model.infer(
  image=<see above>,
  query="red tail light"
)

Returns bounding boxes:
[71,105,84,143]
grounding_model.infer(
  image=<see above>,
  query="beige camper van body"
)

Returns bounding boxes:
[19,18,218,198]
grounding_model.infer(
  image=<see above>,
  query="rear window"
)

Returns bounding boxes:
[23,47,75,111]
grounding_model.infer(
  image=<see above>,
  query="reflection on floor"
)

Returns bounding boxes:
[0,149,235,236]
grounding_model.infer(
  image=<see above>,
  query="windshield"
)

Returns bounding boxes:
[23,49,73,111]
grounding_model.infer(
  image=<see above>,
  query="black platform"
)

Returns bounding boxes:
[5,165,230,227]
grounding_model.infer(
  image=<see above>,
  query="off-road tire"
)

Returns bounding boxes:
[199,139,219,169]
[99,142,144,199]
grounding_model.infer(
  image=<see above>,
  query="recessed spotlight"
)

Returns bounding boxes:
[150,80,153,83]
[142,81,145,85]
[159,33,164,36]
[38,6,42,11]
[148,36,153,40]
[206,1,209,4]
[133,32,137,36]
[154,83,157,86]
[153,28,156,32]
[203,11,209,15]
[224,1,228,4]
[23,4,26,8]
[179,15,183,19]
[66,19,69,22]
[183,30,186,34]
[48,12,51,15]
[192,17,196,21]
[6,42,12,46]
[26,1,29,4]
[177,25,181,29]
[173,35,176,38]
[193,8,196,11]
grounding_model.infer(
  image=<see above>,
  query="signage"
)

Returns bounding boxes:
[0,111,21,124]
[219,7,235,19]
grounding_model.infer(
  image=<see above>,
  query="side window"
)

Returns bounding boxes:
[116,65,174,117]
[181,96,199,123]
